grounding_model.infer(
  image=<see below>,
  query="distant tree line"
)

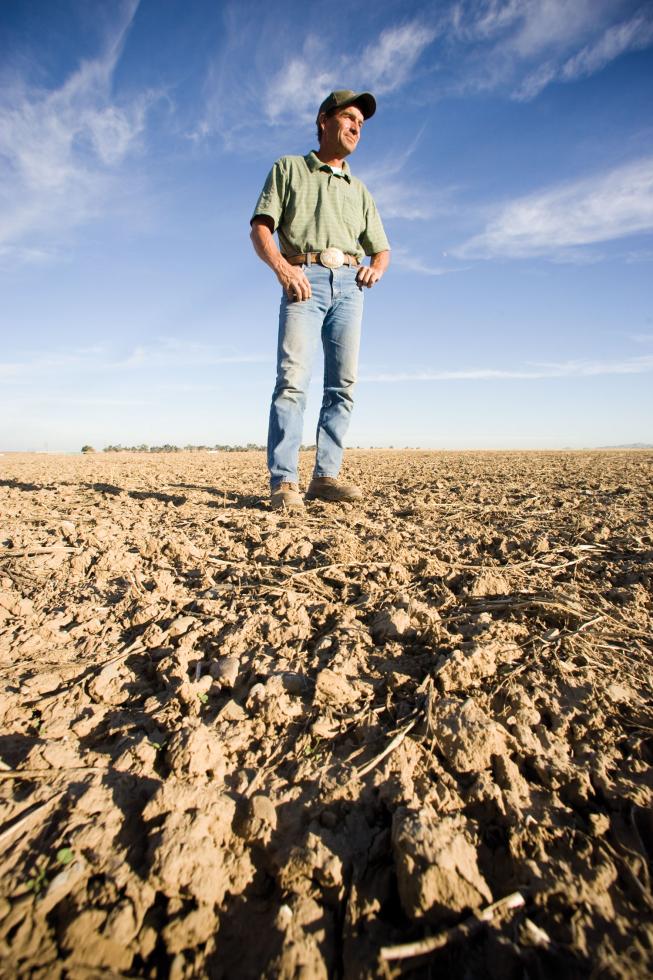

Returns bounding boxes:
[99,443,317,453]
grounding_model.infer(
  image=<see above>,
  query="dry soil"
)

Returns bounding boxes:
[0,450,652,979]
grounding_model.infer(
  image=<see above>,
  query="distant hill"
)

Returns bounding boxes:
[599,443,653,449]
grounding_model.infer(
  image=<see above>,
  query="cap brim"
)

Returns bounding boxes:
[345,92,376,120]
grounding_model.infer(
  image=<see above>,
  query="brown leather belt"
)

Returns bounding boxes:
[286,249,360,269]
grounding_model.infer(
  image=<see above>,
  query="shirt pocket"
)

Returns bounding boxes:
[341,187,364,236]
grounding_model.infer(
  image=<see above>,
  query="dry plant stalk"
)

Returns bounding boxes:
[380,891,525,961]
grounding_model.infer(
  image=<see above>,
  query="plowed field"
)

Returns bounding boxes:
[1,450,652,978]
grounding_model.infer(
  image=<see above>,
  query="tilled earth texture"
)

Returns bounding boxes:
[0,450,652,980]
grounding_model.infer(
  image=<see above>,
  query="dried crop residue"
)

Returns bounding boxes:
[1,449,652,978]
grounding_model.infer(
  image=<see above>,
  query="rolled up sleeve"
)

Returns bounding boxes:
[359,189,390,256]
[251,159,287,230]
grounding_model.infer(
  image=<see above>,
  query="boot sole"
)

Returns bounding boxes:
[270,498,305,511]
[305,490,362,502]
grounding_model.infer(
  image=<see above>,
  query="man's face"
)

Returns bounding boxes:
[321,104,364,156]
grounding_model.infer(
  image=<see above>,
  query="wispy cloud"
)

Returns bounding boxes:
[0,0,158,262]
[198,14,437,145]
[448,1,653,101]
[0,338,270,383]
[455,156,653,259]
[452,0,595,52]
[117,338,270,370]
[196,2,653,148]
[624,248,653,264]
[359,22,439,94]
[262,20,438,123]
[356,130,461,222]
[361,354,653,383]
[618,331,653,344]
[391,245,464,276]
[515,8,653,99]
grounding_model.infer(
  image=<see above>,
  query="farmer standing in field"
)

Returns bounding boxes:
[250,89,390,512]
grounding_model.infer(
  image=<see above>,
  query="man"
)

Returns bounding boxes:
[250,89,390,511]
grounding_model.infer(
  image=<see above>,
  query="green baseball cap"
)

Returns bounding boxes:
[316,89,376,122]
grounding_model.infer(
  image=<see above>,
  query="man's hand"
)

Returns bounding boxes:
[356,266,383,289]
[277,264,312,302]
[356,249,390,289]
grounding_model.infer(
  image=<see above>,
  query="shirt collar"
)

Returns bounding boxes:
[305,151,352,182]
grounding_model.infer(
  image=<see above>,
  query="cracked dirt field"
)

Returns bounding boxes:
[0,449,652,979]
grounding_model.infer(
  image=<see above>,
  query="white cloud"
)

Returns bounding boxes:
[264,22,437,123]
[451,0,523,41]
[451,0,599,50]
[200,16,437,142]
[262,38,338,125]
[0,0,157,260]
[448,1,653,101]
[509,0,596,57]
[361,354,653,382]
[561,12,653,79]
[196,2,653,143]
[360,177,439,222]
[516,9,653,98]
[359,23,438,94]
[456,156,653,259]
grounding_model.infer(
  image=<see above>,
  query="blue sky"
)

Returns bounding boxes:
[1,0,652,451]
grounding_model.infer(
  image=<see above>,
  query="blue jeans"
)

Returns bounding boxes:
[268,264,364,487]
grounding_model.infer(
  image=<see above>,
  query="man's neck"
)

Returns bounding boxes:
[316,147,347,168]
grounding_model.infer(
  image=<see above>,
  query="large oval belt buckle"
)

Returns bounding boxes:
[319,247,345,269]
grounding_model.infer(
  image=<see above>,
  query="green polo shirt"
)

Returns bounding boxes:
[251,151,390,262]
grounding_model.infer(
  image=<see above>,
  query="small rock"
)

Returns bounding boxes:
[218,699,247,722]
[282,672,305,695]
[167,616,196,638]
[275,904,293,929]
[60,520,77,541]
[246,683,266,710]
[210,656,239,687]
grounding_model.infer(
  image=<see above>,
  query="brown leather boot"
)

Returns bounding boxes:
[270,481,304,512]
[305,476,363,502]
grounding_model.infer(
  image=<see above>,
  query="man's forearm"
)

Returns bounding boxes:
[371,250,390,273]
[250,219,289,276]
[250,218,312,301]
